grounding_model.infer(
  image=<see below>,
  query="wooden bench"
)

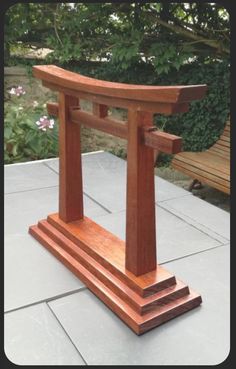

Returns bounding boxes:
[172,120,230,194]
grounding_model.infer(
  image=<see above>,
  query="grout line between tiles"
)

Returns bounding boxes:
[4,150,105,167]
[4,185,111,218]
[83,192,112,214]
[156,193,192,203]
[46,302,88,366]
[161,242,229,266]
[4,287,88,315]
[158,202,229,244]
[4,185,59,195]
[43,162,59,175]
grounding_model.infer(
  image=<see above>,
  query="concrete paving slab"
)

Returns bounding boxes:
[4,303,85,365]
[4,153,230,365]
[4,234,84,312]
[4,162,58,194]
[4,187,108,236]
[93,206,221,264]
[48,246,229,366]
[44,152,191,212]
[161,195,230,241]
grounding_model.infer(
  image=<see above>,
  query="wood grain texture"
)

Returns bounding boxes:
[143,128,182,154]
[47,102,59,116]
[36,219,189,315]
[47,213,176,297]
[43,81,190,114]
[172,120,230,194]
[33,65,207,104]
[30,64,206,334]
[126,110,157,275]
[58,93,84,222]
[46,102,182,155]
[29,220,202,335]
[92,102,108,118]
[70,108,127,139]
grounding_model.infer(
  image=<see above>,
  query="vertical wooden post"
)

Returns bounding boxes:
[58,93,84,222]
[125,109,157,276]
[92,103,108,118]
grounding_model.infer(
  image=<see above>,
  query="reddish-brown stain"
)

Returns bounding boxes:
[29,66,206,334]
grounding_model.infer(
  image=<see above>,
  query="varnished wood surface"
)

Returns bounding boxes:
[70,108,127,139]
[30,64,205,334]
[47,213,176,297]
[143,128,182,154]
[58,94,84,222]
[44,81,191,114]
[172,120,230,194]
[47,102,182,155]
[34,65,207,104]
[29,219,202,335]
[126,110,157,275]
[36,219,189,315]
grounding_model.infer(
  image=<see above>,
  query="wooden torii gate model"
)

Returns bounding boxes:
[29,65,207,334]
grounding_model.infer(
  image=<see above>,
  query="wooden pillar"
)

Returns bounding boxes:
[58,93,83,222]
[125,110,157,276]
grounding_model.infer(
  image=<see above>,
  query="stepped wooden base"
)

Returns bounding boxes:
[29,213,202,335]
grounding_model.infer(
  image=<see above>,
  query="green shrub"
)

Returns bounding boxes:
[62,58,230,153]
[4,90,58,163]
[4,56,229,165]
[154,59,230,152]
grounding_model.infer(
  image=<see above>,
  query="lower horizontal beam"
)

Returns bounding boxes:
[70,108,127,139]
[47,103,182,154]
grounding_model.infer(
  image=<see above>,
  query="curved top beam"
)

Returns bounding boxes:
[33,65,207,104]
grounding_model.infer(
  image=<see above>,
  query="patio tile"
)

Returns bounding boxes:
[4,234,84,312]
[45,152,191,212]
[160,195,230,241]
[4,303,85,365]
[48,246,229,366]
[4,162,58,194]
[93,205,221,264]
[4,187,108,236]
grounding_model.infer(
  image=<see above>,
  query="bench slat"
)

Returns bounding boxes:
[212,143,230,152]
[172,159,229,185]
[172,160,229,186]
[223,130,230,137]
[172,162,230,194]
[173,151,229,175]
[208,147,230,158]
[171,119,230,194]
[216,142,230,149]
[220,135,230,143]
[173,161,230,190]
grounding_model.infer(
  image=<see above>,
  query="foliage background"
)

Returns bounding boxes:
[4,2,230,163]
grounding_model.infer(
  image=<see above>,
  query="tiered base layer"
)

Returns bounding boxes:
[29,213,202,335]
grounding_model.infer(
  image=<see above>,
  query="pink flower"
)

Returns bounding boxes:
[36,116,55,131]
[9,86,26,96]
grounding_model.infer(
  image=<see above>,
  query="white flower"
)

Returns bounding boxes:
[8,86,26,96]
[9,88,16,95]
[36,116,55,131]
